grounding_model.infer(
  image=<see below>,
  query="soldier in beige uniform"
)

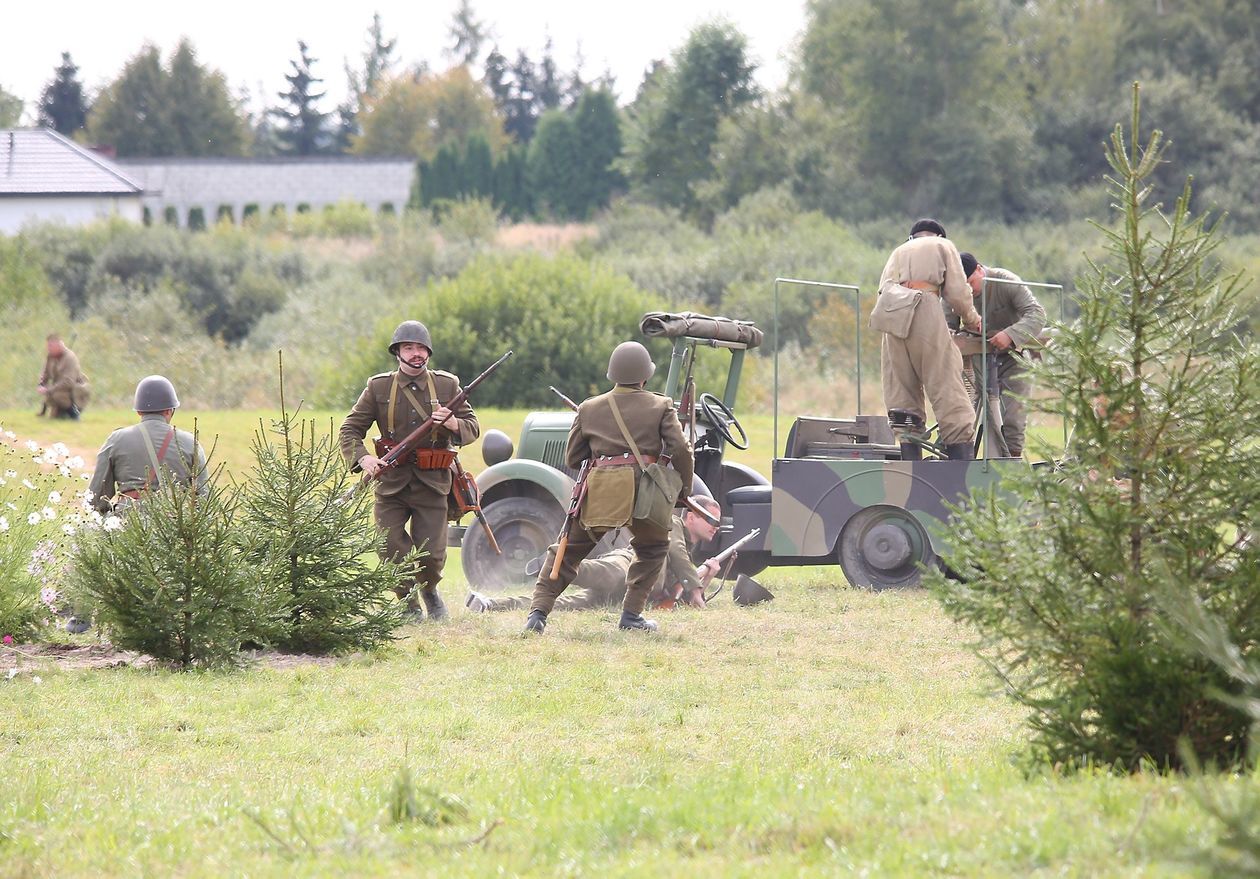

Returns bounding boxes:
[466,497,722,613]
[38,334,91,420]
[339,321,479,622]
[88,375,208,514]
[950,253,1047,458]
[874,219,983,460]
[524,341,694,634]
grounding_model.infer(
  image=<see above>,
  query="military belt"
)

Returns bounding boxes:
[901,280,941,295]
[592,453,665,468]
[118,489,145,500]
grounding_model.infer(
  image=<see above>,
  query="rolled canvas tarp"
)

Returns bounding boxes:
[639,311,764,348]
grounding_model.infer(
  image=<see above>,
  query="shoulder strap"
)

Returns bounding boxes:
[387,372,399,436]
[607,394,647,468]
[137,424,177,488]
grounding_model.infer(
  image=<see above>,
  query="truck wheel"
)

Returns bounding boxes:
[837,505,937,589]
[462,496,564,591]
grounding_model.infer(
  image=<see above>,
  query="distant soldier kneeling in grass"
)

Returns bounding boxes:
[468,496,722,614]
[522,341,694,635]
[88,375,208,515]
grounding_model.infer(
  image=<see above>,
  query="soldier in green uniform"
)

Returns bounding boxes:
[523,341,694,634]
[466,496,722,613]
[37,334,91,420]
[339,321,480,622]
[872,219,982,460]
[88,375,208,514]
[951,253,1047,458]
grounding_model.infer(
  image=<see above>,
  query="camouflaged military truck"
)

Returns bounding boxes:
[456,279,1058,590]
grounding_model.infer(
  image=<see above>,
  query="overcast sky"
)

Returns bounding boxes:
[1,1,805,123]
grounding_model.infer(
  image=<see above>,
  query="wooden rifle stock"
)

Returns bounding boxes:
[364,350,513,484]
[451,457,501,554]
[550,458,591,579]
[548,386,579,412]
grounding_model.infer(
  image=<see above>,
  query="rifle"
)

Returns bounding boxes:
[657,527,761,609]
[549,458,591,579]
[547,383,721,528]
[350,351,513,495]
[450,457,501,554]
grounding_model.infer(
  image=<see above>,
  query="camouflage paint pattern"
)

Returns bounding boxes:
[765,458,1021,559]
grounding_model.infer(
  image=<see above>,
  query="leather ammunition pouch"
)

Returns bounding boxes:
[374,437,457,470]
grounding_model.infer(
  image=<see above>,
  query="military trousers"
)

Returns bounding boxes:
[530,520,668,616]
[486,548,633,612]
[374,480,449,600]
[881,297,975,445]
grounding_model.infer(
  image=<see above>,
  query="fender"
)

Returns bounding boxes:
[476,458,575,509]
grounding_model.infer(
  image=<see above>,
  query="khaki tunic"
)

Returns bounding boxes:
[945,266,1047,456]
[338,367,479,597]
[486,513,700,612]
[88,415,208,513]
[877,236,980,445]
[529,385,694,616]
[39,348,90,416]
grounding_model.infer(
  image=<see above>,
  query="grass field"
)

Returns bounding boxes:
[1,567,1224,877]
[3,406,1214,877]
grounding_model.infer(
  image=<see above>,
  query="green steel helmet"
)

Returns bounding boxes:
[133,375,180,412]
[388,320,434,357]
[607,341,655,384]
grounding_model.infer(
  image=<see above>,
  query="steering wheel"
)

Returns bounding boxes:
[698,392,749,450]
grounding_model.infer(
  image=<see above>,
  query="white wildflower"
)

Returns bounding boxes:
[40,586,57,607]
[0,516,7,532]
[31,456,43,465]
[5,469,16,478]
[62,523,76,536]
[42,507,56,521]
[58,465,70,478]
[3,430,15,439]
[103,515,123,532]
[67,456,84,470]
[26,513,40,525]
[21,479,35,490]
[24,440,38,452]
[48,491,62,504]
[6,669,16,680]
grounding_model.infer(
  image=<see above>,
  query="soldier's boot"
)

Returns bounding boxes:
[420,587,449,622]
[945,443,974,461]
[618,611,659,633]
[396,586,425,623]
[1007,445,1023,459]
[523,610,547,634]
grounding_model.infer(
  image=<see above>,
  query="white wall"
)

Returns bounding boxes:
[0,196,143,234]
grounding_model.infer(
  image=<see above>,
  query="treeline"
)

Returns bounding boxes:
[6,1,1260,230]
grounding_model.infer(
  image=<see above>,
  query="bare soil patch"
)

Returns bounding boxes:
[2,642,343,673]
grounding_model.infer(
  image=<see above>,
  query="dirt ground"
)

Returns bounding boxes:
[1,641,341,674]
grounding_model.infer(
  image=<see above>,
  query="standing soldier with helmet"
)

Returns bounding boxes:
[339,321,480,622]
[523,341,694,635]
[88,375,208,514]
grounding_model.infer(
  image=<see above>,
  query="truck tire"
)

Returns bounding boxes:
[837,505,938,589]
[461,496,564,591]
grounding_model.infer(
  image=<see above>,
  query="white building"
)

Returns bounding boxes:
[0,128,144,234]
[116,156,415,227]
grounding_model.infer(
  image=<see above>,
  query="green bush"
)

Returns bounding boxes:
[69,462,285,669]
[929,94,1260,770]
[238,400,403,654]
[319,252,661,409]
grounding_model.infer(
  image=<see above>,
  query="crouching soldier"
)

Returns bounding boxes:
[88,375,208,514]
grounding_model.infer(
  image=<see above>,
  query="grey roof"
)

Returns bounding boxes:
[0,128,143,196]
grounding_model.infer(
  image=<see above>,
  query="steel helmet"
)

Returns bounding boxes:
[606,341,655,384]
[388,320,434,357]
[134,375,180,412]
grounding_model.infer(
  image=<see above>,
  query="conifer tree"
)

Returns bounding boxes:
[930,86,1260,769]
[271,41,330,156]
[38,52,88,135]
[238,360,402,653]
[70,453,284,669]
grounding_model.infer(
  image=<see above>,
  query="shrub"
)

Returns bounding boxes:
[929,90,1260,770]
[69,458,285,669]
[238,382,403,654]
[318,252,661,409]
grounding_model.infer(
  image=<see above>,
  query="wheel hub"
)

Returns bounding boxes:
[860,521,913,572]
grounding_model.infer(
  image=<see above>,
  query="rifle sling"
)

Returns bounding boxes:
[137,424,177,489]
